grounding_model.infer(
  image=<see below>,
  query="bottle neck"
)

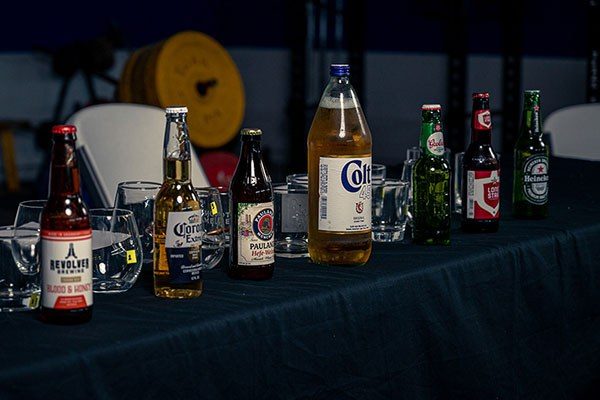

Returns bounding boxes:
[163,113,191,182]
[520,103,542,139]
[471,99,492,145]
[240,136,262,162]
[49,135,81,196]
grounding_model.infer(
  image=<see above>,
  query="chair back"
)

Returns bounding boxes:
[544,103,600,161]
[67,103,209,207]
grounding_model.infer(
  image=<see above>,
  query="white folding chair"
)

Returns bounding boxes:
[544,103,600,161]
[67,103,209,207]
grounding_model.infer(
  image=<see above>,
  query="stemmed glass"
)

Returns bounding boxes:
[11,200,46,276]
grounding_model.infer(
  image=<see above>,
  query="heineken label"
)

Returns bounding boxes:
[165,210,202,284]
[473,110,492,130]
[237,202,274,266]
[522,155,549,205]
[41,229,93,310]
[466,169,500,220]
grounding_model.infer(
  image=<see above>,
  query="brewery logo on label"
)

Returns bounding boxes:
[466,169,500,220]
[237,202,275,266]
[474,110,492,130]
[252,208,274,241]
[319,156,371,232]
[41,229,93,310]
[427,130,445,156]
[165,210,202,284]
[522,155,549,204]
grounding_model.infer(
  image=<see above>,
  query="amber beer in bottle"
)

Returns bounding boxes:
[40,125,93,324]
[307,64,372,265]
[153,106,203,298]
[228,128,274,280]
[513,90,549,218]
[461,92,501,233]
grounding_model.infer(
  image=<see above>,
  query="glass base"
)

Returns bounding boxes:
[372,227,405,242]
[0,290,40,312]
[93,280,134,294]
[275,239,309,258]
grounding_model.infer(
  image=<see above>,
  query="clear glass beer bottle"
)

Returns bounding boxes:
[307,64,372,265]
[40,125,93,324]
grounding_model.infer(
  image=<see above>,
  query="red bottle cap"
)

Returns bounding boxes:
[472,92,490,99]
[52,125,77,135]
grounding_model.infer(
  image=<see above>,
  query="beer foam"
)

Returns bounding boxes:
[319,95,359,110]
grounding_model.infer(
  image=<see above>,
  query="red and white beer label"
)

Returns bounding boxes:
[237,202,274,266]
[41,229,93,310]
[466,170,500,220]
[473,110,492,130]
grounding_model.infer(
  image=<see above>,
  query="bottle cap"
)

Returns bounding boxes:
[52,125,77,135]
[472,92,490,99]
[421,104,441,111]
[240,128,262,136]
[525,89,540,94]
[165,106,188,114]
[330,64,350,77]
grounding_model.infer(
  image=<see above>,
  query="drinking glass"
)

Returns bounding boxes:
[216,186,231,247]
[274,183,308,257]
[114,181,161,263]
[453,152,464,214]
[90,208,143,293]
[12,200,45,277]
[371,179,409,242]
[401,147,421,225]
[372,164,386,184]
[0,226,40,311]
[194,187,226,269]
[14,200,46,231]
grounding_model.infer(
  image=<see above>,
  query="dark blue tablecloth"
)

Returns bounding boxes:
[1,157,599,399]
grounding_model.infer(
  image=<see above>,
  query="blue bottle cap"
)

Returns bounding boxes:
[330,64,350,77]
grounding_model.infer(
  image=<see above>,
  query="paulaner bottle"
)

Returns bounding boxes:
[461,92,501,233]
[153,106,203,298]
[307,64,372,266]
[513,90,549,218]
[228,128,274,280]
[40,125,93,324]
[413,104,451,245]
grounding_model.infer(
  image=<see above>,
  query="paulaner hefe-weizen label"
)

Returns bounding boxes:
[165,210,202,284]
[318,156,372,232]
[41,229,93,310]
[237,202,274,266]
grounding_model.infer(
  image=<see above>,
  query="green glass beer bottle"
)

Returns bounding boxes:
[413,104,451,245]
[513,90,549,218]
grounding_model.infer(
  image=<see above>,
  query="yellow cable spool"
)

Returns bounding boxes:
[119,31,245,149]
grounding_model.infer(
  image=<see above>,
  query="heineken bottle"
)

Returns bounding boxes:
[513,90,549,218]
[413,104,451,245]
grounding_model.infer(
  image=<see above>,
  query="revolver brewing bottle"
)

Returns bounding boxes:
[40,125,93,324]
[412,105,451,245]
[153,106,203,298]
[513,90,549,218]
[228,128,274,280]
[461,92,501,233]
[307,64,372,265]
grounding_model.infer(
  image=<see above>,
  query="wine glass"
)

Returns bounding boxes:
[12,200,45,276]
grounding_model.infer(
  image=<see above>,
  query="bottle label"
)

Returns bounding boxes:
[466,169,500,220]
[41,229,93,310]
[237,202,274,266]
[522,155,549,204]
[474,110,492,130]
[318,156,372,232]
[426,125,445,156]
[165,210,202,284]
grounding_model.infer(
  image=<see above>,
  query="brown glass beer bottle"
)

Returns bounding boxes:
[227,128,274,280]
[40,125,93,324]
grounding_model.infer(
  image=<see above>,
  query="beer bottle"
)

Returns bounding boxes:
[153,106,203,298]
[228,128,274,280]
[461,92,501,233]
[513,90,549,218]
[307,64,372,266]
[413,105,451,245]
[40,125,93,324]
